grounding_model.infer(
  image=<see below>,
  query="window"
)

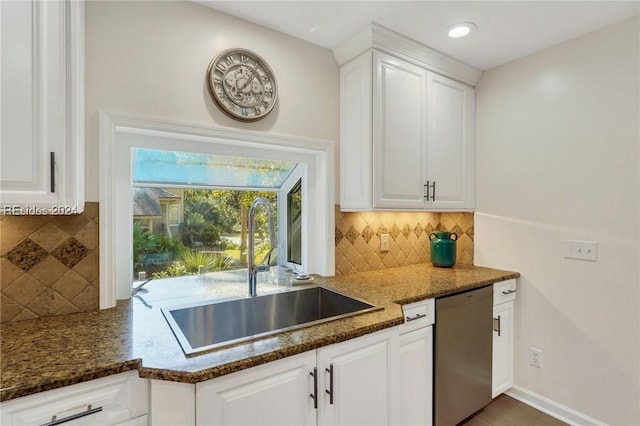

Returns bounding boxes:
[287,179,302,265]
[100,113,334,307]
[131,148,299,284]
[133,148,296,189]
[168,204,181,226]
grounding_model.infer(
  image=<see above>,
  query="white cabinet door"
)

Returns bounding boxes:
[340,51,374,210]
[317,328,399,426]
[398,326,433,426]
[373,51,427,209]
[492,301,514,398]
[0,0,84,212]
[150,380,195,426]
[196,351,316,426]
[425,72,475,210]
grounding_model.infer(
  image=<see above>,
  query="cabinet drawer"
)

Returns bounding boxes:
[400,298,435,333]
[0,372,148,426]
[493,279,517,305]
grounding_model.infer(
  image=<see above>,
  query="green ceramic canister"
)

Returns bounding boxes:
[429,231,458,268]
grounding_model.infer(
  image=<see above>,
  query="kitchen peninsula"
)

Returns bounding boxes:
[1,263,518,402]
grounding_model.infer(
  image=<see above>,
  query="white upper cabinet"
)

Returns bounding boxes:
[425,72,475,210]
[373,51,428,209]
[0,0,84,212]
[336,24,479,211]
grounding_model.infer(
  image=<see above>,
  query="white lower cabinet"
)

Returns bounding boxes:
[150,380,196,426]
[492,279,517,398]
[195,327,399,426]
[398,327,433,426]
[316,329,399,426]
[196,351,316,426]
[1,323,435,426]
[0,372,148,426]
[398,299,434,426]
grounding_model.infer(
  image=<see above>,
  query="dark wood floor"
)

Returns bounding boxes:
[459,395,568,426]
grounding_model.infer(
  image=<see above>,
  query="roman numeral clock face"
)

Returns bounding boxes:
[207,49,278,121]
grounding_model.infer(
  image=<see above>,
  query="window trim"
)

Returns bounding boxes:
[99,111,335,309]
[278,165,304,273]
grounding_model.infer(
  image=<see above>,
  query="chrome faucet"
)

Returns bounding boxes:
[248,197,277,297]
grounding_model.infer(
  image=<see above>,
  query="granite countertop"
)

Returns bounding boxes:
[0,263,519,402]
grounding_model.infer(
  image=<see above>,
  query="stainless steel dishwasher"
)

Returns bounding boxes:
[434,285,493,426]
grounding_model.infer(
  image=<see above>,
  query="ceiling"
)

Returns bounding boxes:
[198,1,640,70]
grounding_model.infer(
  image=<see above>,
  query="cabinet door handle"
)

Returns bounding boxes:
[310,368,318,409]
[424,181,436,201]
[502,289,517,295]
[406,313,427,322]
[40,405,103,426]
[50,152,56,193]
[493,315,501,337]
[325,364,334,405]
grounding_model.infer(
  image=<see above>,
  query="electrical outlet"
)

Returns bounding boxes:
[380,233,390,252]
[564,240,597,262]
[529,347,543,368]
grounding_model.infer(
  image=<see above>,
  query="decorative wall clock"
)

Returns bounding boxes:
[207,48,278,121]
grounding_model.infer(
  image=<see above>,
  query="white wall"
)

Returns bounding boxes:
[475,17,639,425]
[85,1,339,201]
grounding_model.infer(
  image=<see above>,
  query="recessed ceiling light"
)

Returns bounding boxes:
[448,22,477,38]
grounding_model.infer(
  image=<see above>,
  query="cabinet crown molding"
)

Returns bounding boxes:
[333,23,482,86]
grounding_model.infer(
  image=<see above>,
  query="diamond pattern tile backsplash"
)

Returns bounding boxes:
[335,206,474,275]
[0,202,473,321]
[0,203,99,323]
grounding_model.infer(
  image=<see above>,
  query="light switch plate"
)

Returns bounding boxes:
[564,240,597,262]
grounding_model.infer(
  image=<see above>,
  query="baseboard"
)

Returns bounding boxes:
[506,385,607,426]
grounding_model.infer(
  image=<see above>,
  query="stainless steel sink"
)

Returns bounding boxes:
[161,286,381,356]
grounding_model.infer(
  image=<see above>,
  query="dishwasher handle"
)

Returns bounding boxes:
[493,315,501,337]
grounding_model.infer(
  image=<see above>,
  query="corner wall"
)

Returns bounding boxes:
[474,17,640,425]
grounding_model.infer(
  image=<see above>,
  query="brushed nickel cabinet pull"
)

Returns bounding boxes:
[310,368,318,409]
[406,313,427,322]
[50,152,56,193]
[41,405,102,426]
[425,181,436,201]
[493,315,501,337]
[325,364,334,405]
